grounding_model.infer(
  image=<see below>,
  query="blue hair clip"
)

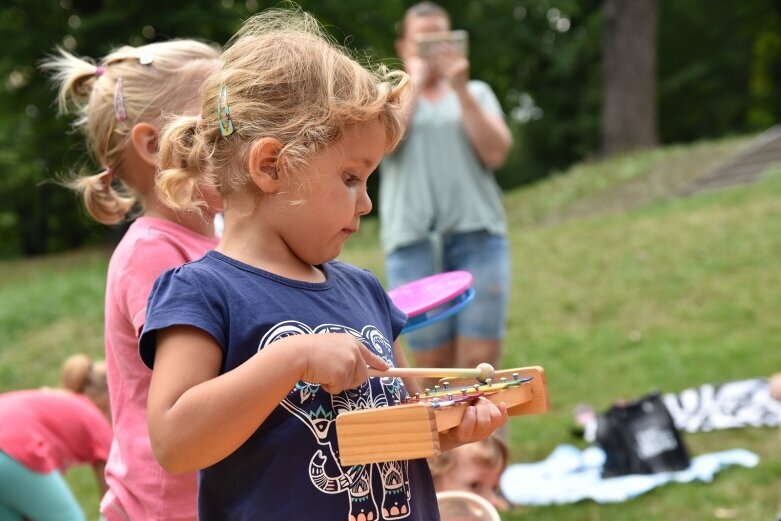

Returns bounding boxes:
[217,84,234,137]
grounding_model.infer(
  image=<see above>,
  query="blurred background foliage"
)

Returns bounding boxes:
[0,0,779,258]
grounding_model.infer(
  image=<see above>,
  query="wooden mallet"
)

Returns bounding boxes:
[368,363,496,384]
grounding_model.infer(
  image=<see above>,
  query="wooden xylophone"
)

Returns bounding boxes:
[335,366,549,465]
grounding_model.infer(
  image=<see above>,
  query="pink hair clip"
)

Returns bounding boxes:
[113,78,127,122]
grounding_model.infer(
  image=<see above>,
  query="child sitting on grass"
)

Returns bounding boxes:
[429,435,510,512]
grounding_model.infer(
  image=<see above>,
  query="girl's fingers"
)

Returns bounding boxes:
[474,398,492,431]
[346,340,384,390]
[458,405,477,440]
[487,400,508,427]
[359,342,388,371]
[497,401,509,422]
[469,398,508,439]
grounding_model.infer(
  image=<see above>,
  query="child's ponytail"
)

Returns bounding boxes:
[60,353,93,393]
[66,168,135,225]
[60,353,108,413]
[40,47,102,115]
[157,114,214,213]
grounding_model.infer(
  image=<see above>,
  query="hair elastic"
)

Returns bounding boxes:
[217,84,234,137]
[95,66,106,77]
[102,166,113,190]
[113,77,127,122]
[195,113,204,128]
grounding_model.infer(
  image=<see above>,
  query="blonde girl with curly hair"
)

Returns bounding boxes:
[138,7,507,520]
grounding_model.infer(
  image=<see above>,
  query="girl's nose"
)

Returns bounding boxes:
[357,187,372,216]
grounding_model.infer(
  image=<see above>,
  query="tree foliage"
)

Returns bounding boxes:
[0,0,779,257]
[657,0,781,142]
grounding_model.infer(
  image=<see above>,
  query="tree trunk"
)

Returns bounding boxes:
[601,0,660,155]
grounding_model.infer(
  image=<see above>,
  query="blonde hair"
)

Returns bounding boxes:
[157,7,410,213]
[429,435,509,483]
[60,353,107,397]
[41,40,220,224]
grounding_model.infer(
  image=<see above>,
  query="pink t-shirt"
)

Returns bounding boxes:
[101,217,218,521]
[0,390,111,473]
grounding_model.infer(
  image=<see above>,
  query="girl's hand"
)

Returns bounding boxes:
[440,397,508,451]
[300,333,388,394]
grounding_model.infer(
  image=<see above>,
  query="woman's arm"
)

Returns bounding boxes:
[147,326,387,474]
[397,56,429,136]
[433,47,513,169]
[455,87,513,169]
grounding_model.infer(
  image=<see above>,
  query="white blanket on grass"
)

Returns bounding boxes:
[500,444,759,505]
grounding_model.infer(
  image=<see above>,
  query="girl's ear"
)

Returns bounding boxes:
[248,137,284,193]
[130,122,159,167]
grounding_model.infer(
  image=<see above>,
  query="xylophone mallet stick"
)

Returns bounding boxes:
[368,363,496,384]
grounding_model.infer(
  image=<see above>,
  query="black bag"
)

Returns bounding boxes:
[596,392,691,478]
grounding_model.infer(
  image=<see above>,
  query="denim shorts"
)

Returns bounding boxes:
[386,230,510,351]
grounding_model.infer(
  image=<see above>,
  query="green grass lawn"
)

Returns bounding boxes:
[2,135,780,519]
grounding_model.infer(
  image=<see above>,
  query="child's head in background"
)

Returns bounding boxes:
[430,435,510,511]
[60,353,110,420]
[42,40,220,225]
[156,8,409,266]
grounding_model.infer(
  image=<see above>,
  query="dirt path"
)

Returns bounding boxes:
[680,125,781,196]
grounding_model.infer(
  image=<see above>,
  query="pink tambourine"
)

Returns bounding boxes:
[388,271,475,334]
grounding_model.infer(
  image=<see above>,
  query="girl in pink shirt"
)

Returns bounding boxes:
[42,41,221,521]
[0,354,111,521]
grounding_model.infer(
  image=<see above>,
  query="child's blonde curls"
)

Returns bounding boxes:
[41,40,219,224]
[157,7,410,213]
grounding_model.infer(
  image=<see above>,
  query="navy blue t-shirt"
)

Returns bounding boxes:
[140,251,440,521]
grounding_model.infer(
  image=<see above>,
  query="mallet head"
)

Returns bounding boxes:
[476,362,496,384]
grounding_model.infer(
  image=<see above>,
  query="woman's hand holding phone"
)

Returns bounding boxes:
[415,30,470,89]
[416,30,469,58]
[428,43,469,90]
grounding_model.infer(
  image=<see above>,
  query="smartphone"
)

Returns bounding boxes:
[416,30,469,58]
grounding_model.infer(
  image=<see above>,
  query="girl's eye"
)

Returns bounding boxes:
[468,481,481,491]
[343,173,360,185]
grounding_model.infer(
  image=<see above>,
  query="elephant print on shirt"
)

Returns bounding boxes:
[259,321,413,521]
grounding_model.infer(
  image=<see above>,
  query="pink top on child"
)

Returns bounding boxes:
[0,390,111,473]
[101,217,218,521]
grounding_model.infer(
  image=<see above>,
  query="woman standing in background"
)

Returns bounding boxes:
[381,1,513,376]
